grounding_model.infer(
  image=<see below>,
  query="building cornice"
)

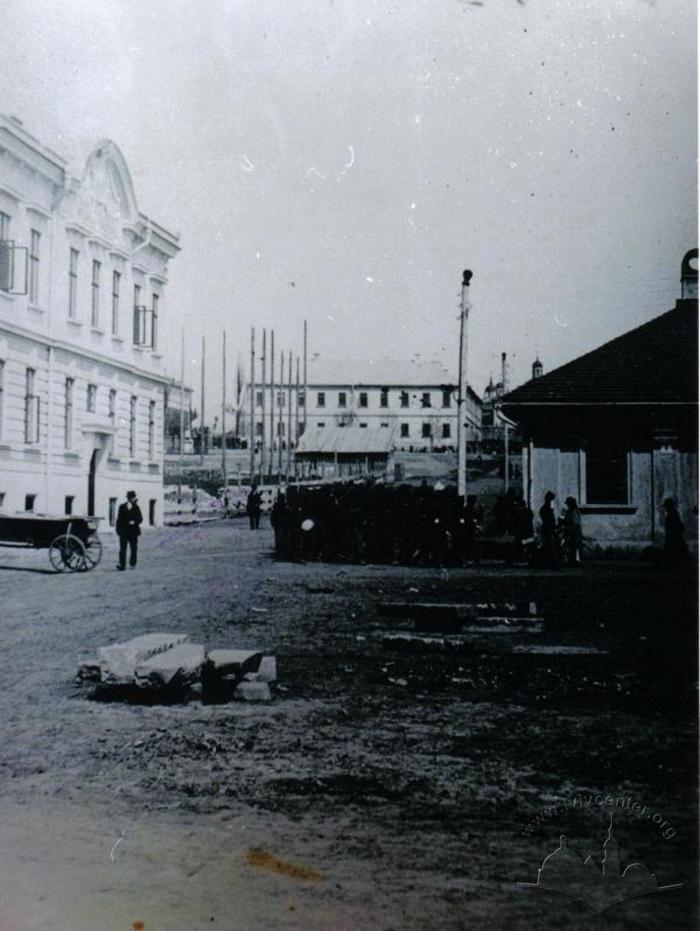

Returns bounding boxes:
[0,319,171,386]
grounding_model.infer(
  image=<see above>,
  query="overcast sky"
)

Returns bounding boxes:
[3,0,697,410]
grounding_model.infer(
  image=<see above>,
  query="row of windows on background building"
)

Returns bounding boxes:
[253,420,451,439]
[0,490,158,525]
[68,248,159,348]
[254,389,453,410]
[0,362,157,460]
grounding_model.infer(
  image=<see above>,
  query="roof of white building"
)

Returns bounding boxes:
[305,357,454,387]
[295,424,396,455]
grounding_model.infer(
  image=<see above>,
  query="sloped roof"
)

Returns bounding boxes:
[502,300,698,407]
[295,424,396,455]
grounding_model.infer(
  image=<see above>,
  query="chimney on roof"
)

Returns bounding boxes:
[680,248,698,299]
[532,357,543,379]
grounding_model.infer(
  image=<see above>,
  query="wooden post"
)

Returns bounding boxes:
[249,327,255,480]
[200,334,205,465]
[222,331,228,494]
[260,329,266,482]
[303,319,308,435]
[269,329,275,482]
[286,350,293,479]
[457,270,472,503]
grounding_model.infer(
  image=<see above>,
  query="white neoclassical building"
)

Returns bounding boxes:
[0,115,180,528]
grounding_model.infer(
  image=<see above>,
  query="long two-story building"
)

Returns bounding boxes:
[245,357,482,457]
[0,115,180,527]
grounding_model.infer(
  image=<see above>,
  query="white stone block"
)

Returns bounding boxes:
[255,656,277,683]
[206,649,263,676]
[235,681,271,702]
[98,633,189,684]
[135,643,205,688]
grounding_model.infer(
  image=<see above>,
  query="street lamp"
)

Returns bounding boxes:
[456,269,472,502]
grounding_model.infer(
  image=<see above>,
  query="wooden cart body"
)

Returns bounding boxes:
[0,514,103,572]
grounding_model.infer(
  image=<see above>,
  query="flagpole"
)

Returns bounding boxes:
[269,329,275,483]
[222,331,228,495]
[178,327,185,502]
[200,334,205,466]
[249,327,255,480]
[457,270,472,503]
[260,329,267,483]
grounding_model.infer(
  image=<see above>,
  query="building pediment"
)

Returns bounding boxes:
[65,141,138,243]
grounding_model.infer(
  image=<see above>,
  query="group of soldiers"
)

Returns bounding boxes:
[261,480,691,567]
[270,482,480,565]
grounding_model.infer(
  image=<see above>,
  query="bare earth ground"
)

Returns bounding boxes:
[0,521,697,931]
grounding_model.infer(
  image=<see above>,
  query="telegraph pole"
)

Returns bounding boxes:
[295,355,300,480]
[456,270,472,502]
[178,328,185,503]
[269,329,275,481]
[222,331,228,494]
[278,348,284,475]
[502,351,509,494]
[200,334,205,465]
[303,319,308,435]
[260,329,267,482]
[286,350,293,478]
[249,327,255,480]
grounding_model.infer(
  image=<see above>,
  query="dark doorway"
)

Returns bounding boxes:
[88,449,98,516]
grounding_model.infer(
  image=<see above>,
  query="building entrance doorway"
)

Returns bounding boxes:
[88,449,98,516]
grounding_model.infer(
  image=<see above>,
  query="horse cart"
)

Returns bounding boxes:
[0,514,103,572]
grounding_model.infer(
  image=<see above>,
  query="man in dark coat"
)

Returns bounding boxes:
[663,498,689,563]
[539,490,558,567]
[116,490,143,570]
[246,485,262,530]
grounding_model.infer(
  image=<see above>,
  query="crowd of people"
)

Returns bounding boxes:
[268,482,480,566]
[250,480,690,568]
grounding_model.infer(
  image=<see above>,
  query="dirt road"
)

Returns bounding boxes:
[0,522,696,930]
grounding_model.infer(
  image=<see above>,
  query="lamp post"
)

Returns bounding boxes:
[456,269,472,502]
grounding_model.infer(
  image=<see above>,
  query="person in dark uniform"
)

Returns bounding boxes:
[116,490,143,570]
[663,498,689,563]
[246,484,262,529]
[539,490,558,567]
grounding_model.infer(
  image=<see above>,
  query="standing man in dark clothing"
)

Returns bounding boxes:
[663,498,689,563]
[116,490,143,570]
[539,490,558,567]
[246,484,262,529]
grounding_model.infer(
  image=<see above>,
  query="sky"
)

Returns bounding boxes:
[2,0,697,413]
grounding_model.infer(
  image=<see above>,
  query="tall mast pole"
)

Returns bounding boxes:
[502,351,509,494]
[222,331,228,492]
[249,327,255,480]
[303,319,308,435]
[457,270,472,503]
[277,348,283,476]
[295,356,300,480]
[260,329,267,482]
[269,329,275,481]
[286,351,293,479]
[200,334,205,465]
[178,327,185,501]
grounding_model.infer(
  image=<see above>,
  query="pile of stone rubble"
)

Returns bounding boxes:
[77,633,276,703]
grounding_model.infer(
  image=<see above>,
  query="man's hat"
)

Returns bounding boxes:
[126,490,138,500]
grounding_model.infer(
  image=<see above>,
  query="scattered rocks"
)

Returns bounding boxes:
[236,681,272,702]
[79,635,277,705]
[135,643,206,688]
[98,633,189,685]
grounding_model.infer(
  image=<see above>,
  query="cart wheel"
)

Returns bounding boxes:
[81,535,103,571]
[49,534,86,572]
